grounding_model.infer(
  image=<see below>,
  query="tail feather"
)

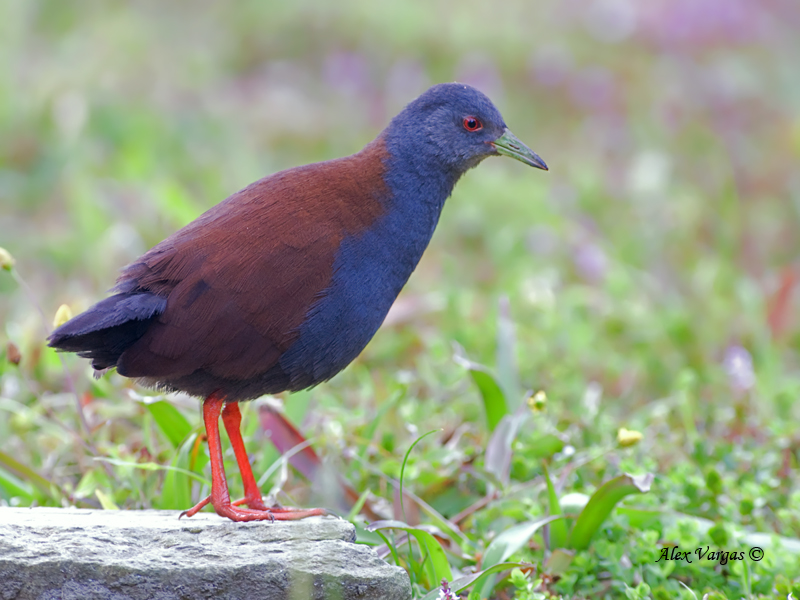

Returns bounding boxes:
[48,293,167,370]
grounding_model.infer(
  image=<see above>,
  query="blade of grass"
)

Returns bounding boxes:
[0,449,60,500]
[368,520,453,588]
[567,473,654,550]
[0,467,35,501]
[346,488,371,521]
[349,452,471,550]
[142,399,193,449]
[677,580,699,599]
[95,488,120,510]
[477,515,559,599]
[160,432,208,510]
[542,463,569,550]
[373,529,406,582]
[399,429,440,521]
[454,347,508,432]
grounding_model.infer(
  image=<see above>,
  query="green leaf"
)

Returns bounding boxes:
[144,399,193,448]
[454,350,508,432]
[95,488,119,510]
[346,488,371,522]
[399,429,440,521]
[0,449,58,499]
[0,466,34,501]
[542,463,569,550]
[568,473,654,550]
[477,516,558,599]
[525,432,565,460]
[158,433,210,510]
[367,520,453,587]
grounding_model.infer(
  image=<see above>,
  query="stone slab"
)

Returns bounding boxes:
[0,507,410,600]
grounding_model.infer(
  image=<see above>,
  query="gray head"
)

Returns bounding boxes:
[386,82,548,175]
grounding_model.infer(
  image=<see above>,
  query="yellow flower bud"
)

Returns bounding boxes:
[617,427,643,447]
[527,390,547,413]
[53,304,74,328]
[0,246,14,271]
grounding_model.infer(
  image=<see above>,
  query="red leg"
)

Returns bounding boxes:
[180,392,233,519]
[220,402,267,510]
[180,392,329,522]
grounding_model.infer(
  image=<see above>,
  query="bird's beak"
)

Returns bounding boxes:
[491,128,548,171]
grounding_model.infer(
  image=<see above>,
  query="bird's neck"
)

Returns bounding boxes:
[338,128,459,300]
[380,129,460,224]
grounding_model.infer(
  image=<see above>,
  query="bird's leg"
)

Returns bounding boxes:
[180,391,232,519]
[180,392,329,522]
[222,402,327,517]
[220,401,268,510]
[179,401,265,514]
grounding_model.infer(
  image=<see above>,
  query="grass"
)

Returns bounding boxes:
[2,0,800,598]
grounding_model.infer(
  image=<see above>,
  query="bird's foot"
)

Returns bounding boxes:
[214,504,330,522]
[179,496,211,519]
[179,493,265,519]
[179,495,330,522]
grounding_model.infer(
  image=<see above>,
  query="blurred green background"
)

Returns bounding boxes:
[2,1,800,598]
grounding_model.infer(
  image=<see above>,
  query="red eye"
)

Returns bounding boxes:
[463,116,482,132]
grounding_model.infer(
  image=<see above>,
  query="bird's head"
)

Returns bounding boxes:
[387,82,548,175]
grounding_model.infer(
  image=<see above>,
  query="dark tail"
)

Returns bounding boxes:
[48,292,167,370]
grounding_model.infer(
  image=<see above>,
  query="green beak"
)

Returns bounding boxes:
[491,128,548,171]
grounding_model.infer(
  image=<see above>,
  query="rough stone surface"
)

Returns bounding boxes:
[0,507,411,600]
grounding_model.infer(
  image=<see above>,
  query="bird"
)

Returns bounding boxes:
[48,82,548,522]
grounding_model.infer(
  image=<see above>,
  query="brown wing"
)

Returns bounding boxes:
[115,141,389,382]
